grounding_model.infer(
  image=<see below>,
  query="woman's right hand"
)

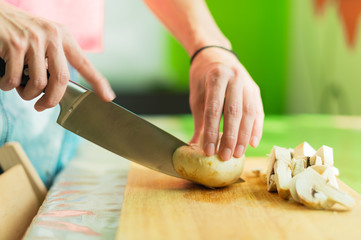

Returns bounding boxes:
[0,1,115,111]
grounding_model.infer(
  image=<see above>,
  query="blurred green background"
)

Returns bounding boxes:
[85,0,290,114]
[84,0,361,116]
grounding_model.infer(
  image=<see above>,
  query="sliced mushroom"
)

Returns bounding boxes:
[268,175,277,191]
[266,146,291,192]
[289,148,294,158]
[289,173,302,202]
[311,165,339,189]
[332,166,340,176]
[310,145,334,166]
[293,141,316,159]
[274,157,292,199]
[292,158,306,177]
[295,168,354,210]
[310,165,327,174]
[310,155,322,166]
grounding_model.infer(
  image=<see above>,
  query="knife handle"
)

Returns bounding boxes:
[0,57,89,112]
[0,57,50,88]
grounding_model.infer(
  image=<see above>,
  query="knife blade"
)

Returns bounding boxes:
[0,58,245,183]
[58,82,188,178]
[0,58,187,178]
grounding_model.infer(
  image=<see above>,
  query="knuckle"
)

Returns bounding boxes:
[225,102,242,118]
[32,78,47,90]
[209,65,224,78]
[239,131,251,139]
[208,64,232,79]
[204,128,219,139]
[243,103,256,117]
[28,30,42,47]
[55,71,69,86]
[2,77,19,89]
[205,101,222,117]
[44,22,60,38]
[9,35,27,52]
[206,65,230,85]
[222,133,237,144]
[232,66,242,78]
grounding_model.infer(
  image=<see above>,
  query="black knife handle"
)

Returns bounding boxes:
[0,58,50,87]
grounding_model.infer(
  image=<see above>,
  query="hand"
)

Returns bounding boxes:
[0,2,115,111]
[189,47,264,161]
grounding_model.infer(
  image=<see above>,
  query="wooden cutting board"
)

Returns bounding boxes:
[116,157,361,240]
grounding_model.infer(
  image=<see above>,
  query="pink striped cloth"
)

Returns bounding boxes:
[5,0,104,52]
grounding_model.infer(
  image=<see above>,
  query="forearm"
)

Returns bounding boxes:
[144,0,231,56]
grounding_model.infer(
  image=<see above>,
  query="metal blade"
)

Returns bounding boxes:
[57,82,187,178]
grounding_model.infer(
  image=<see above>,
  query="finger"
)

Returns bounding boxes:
[18,49,47,100]
[202,68,228,156]
[63,34,115,102]
[250,87,264,148]
[218,79,242,161]
[35,45,68,111]
[234,86,256,158]
[0,53,24,91]
[189,88,205,145]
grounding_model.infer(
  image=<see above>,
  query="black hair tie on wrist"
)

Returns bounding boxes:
[190,45,239,64]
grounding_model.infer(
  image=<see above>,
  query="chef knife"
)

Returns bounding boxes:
[0,58,244,183]
[0,58,187,178]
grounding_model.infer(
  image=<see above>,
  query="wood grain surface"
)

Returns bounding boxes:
[116,157,361,240]
[0,142,47,204]
[0,142,47,240]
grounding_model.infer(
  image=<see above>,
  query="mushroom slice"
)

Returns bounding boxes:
[311,165,339,189]
[310,155,322,166]
[274,157,292,199]
[268,175,277,191]
[289,148,295,158]
[310,145,334,166]
[266,146,291,192]
[310,165,327,174]
[289,173,303,202]
[293,141,316,159]
[292,158,306,177]
[295,168,354,210]
[323,167,339,189]
[332,166,340,176]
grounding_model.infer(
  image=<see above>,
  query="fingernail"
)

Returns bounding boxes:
[220,148,232,161]
[251,136,260,147]
[234,145,244,157]
[205,143,215,156]
[106,88,116,101]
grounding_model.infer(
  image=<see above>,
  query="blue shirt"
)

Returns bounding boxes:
[0,67,80,188]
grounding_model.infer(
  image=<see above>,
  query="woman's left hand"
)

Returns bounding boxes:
[189,47,264,161]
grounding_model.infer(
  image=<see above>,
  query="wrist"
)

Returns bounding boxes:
[190,45,238,64]
[185,32,232,57]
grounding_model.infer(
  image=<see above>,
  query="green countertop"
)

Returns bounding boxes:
[147,114,361,194]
